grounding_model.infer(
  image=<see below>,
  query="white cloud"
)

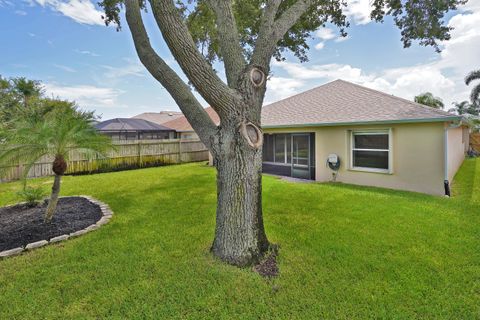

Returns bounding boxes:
[314,27,349,49]
[335,35,350,43]
[53,64,76,73]
[75,49,100,57]
[265,77,304,103]
[315,28,336,41]
[101,62,145,80]
[273,60,372,83]
[314,42,325,50]
[15,10,27,15]
[0,0,13,7]
[344,0,373,25]
[34,0,104,25]
[43,83,123,108]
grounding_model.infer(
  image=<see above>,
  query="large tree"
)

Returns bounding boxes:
[100,0,465,266]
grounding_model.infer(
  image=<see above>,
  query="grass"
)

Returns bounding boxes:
[0,159,479,319]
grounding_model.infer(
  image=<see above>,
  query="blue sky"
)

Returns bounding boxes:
[0,0,479,120]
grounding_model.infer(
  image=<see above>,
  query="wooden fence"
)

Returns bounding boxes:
[471,133,480,152]
[0,139,209,182]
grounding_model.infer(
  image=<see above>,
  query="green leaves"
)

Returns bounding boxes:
[414,92,444,109]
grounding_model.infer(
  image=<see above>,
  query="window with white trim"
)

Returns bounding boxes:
[351,130,391,172]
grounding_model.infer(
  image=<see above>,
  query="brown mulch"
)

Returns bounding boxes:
[253,252,279,278]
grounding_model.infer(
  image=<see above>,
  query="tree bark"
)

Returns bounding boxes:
[211,125,269,266]
[45,174,61,222]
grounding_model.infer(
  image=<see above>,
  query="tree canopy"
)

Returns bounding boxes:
[414,92,444,109]
[101,0,466,65]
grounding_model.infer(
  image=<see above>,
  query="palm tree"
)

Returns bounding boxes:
[0,102,112,221]
[11,77,42,108]
[448,101,480,116]
[414,92,445,109]
[465,69,480,105]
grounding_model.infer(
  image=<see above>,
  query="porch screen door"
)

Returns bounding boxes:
[291,134,310,179]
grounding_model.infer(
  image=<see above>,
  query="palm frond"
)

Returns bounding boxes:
[470,84,480,106]
[465,70,480,86]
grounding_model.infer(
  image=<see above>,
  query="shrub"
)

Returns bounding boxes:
[16,186,46,207]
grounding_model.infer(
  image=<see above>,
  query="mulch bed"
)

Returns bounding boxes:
[0,197,102,251]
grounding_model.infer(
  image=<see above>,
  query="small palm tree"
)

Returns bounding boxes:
[414,92,444,109]
[0,102,112,221]
[465,70,480,105]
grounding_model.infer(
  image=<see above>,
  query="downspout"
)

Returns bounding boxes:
[444,120,462,197]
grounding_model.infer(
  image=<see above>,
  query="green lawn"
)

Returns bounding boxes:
[0,160,479,319]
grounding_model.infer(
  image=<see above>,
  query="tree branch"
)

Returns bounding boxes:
[148,0,240,115]
[206,0,246,89]
[125,0,217,149]
[251,0,313,68]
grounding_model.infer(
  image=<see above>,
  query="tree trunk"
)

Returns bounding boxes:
[45,174,61,222]
[211,126,270,266]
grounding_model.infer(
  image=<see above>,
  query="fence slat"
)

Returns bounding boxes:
[0,139,208,182]
[471,133,480,152]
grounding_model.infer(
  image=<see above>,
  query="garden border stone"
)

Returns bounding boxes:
[0,196,114,259]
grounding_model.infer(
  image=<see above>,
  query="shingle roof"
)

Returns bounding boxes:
[261,79,461,127]
[95,118,174,132]
[132,111,183,124]
[163,107,220,132]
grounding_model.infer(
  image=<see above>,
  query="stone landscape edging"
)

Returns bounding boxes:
[0,196,113,259]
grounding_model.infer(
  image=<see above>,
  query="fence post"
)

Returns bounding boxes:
[138,141,142,167]
[179,139,183,163]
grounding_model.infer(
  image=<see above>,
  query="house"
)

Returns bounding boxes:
[260,80,469,196]
[95,118,177,140]
[162,107,220,140]
[132,111,183,124]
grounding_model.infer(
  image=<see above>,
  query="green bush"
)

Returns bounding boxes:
[16,186,46,207]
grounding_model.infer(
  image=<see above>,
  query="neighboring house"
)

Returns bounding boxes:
[132,111,183,124]
[163,107,220,140]
[95,118,177,140]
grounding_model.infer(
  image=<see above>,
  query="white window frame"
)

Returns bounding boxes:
[350,129,393,174]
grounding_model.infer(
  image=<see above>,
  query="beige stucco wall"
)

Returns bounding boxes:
[447,126,467,181]
[265,121,465,196]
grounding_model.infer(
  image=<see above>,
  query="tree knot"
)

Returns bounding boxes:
[239,121,263,149]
